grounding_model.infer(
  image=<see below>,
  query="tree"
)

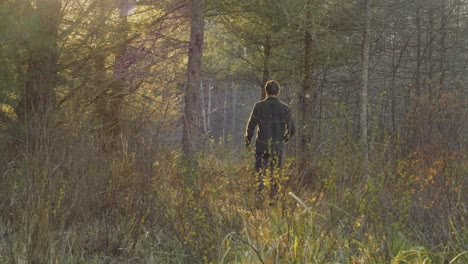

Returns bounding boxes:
[96,0,131,147]
[182,0,205,157]
[208,0,296,98]
[15,0,61,125]
[360,0,371,178]
[300,0,314,172]
[12,2,62,262]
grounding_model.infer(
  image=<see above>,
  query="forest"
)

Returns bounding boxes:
[0,0,466,263]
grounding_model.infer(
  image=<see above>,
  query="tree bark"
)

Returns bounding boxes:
[92,0,131,149]
[427,6,434,99]
[438,0,447,91]
[182,0,205,157]
[109,0,130,138]
[231,84,237,147]
[297,0,316,187]
[201,80,207,134]
[415,4,422,97]
[16,1,61,123]
[361,0,371,178]
[302,0,314,157]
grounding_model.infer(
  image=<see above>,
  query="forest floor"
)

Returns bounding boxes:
[0,145,466,263]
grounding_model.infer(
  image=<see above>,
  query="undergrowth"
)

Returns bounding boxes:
[0,125,466,263]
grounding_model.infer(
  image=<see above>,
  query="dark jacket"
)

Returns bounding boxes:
[245,97,295,153]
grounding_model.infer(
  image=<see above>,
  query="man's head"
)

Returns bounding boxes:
[264,80,280,96]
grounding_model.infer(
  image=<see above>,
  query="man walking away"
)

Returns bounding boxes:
[245,80,296,201]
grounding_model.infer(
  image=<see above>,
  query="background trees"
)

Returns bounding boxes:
[0,0,466,262]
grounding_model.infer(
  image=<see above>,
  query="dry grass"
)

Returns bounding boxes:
[0,111,466,263]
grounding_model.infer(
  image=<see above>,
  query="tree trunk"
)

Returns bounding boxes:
[207,83,212,132]
[93,0,130,149]
[261,33,272,99]
[438,0,447,91]
[16,1,61,123]
[415,5,422,97]
[182,0,205,157]
[16,2,62,262]
[361,0,371,178]
[201,80,207,134]
[223,91,227,146]
[427,7,434,99]
[297,0,315,187]
[109,0,130,139]
[302,0,314,157]
[231,84,237,147]
[200,80,212,136]
[391,34,397,134]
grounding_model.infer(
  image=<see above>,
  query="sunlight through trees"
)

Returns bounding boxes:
[0,0,466,262]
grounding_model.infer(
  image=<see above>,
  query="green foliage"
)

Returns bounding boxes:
[1,0,467,263]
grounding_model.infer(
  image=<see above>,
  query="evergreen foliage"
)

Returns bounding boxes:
[0,0,466,263]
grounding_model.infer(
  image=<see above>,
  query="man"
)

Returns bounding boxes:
[245,80,295,199]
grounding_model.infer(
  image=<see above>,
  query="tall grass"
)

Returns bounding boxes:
[0,116,466,263]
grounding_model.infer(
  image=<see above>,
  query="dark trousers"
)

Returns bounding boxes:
[255,150,283,197]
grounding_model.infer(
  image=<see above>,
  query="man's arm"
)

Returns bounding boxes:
[245,105,258,147]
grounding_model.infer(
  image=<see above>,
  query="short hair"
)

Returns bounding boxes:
[264,80,280,96]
